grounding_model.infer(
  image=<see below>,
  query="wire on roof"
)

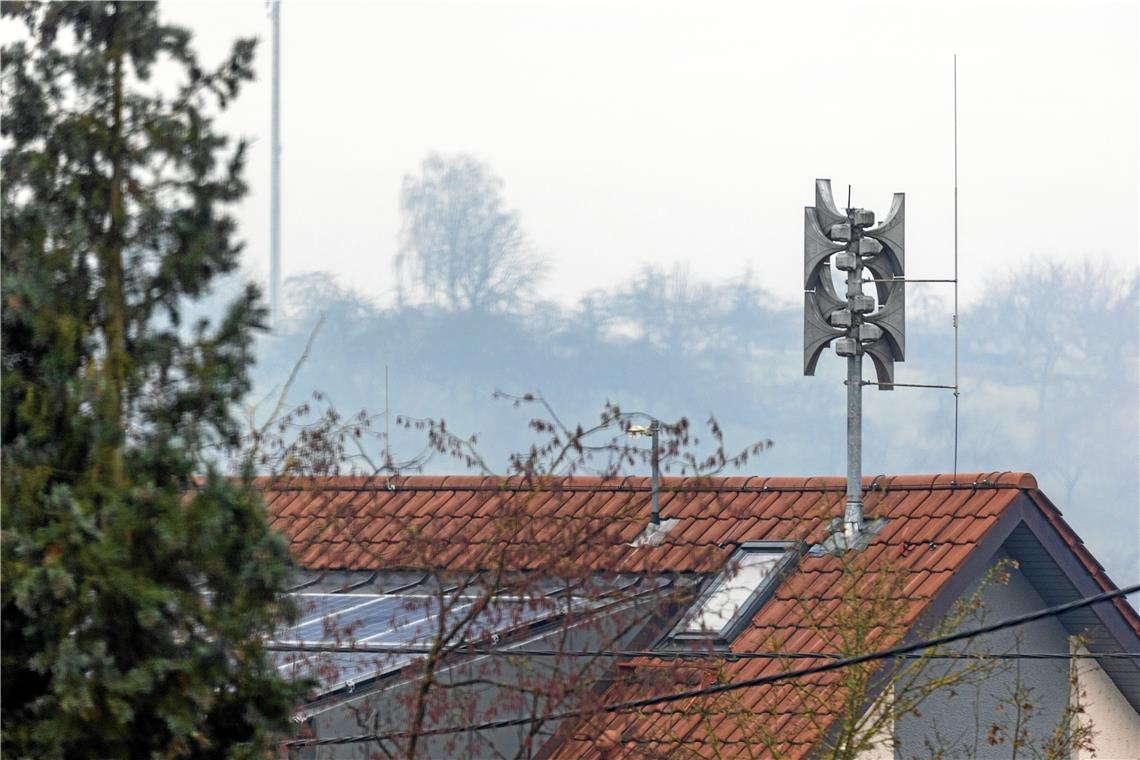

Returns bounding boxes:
[266,641,1140,661]
[280,582,1139,748]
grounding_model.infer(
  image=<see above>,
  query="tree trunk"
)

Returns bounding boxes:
[96,8,129,488]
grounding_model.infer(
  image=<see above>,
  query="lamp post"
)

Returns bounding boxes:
[626,416,661,526]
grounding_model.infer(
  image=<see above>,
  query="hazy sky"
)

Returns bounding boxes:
[165,0,1137,309]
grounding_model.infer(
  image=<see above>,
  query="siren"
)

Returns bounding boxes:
[803,179,906,386]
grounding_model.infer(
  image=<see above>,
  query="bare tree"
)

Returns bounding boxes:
[250,388,768,759]
[396,153,548,312]
[586,552,1099,760]
[248,384,1114,759]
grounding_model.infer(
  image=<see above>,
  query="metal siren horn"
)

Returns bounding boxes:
[804,283,845,376]
[814,178,847,233]
[804,207,844,289]
[865,281,905,361]
[864,338,896,390]
[863,192,905,277]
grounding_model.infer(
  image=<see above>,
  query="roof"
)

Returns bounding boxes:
[261,472,1139,758]
[265,471,1026,573]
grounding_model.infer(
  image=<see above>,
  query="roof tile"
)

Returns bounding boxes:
[258,472,1131,757]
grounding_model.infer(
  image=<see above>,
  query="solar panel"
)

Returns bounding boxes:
[470,599,553,633]
[273,576,669,696]
[360,601,474,645]
[292,593,383,622]
[275,649,410,685]
[286,597,386,642]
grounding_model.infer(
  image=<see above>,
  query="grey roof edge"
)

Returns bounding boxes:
[915,493,1140,711]
[828,491,1140,754]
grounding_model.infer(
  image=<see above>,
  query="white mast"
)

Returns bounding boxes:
[269,0,282,325]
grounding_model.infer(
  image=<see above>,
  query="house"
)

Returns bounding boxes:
[264,472,1140,759]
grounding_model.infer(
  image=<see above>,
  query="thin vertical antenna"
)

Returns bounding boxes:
[270,0,282,326]
[953,54,960,480]
[384,365,390,469]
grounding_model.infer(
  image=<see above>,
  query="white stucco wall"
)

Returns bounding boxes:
[856,707,896,759]
[856,738,896,760]
[855,688,896,760]
[1072,645,1139,760]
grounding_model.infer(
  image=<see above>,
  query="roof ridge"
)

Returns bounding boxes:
[259,472,1039,494]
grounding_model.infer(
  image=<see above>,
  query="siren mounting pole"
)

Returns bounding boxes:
[844,205,864,541]
[845,329,863,539]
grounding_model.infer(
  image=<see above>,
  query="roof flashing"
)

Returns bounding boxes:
[809,516,889,556]
[630,517,680,547]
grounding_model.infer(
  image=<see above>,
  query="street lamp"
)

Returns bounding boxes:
[626,416,661,526]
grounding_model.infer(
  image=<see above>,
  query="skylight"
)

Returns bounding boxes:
[672,541,797,643]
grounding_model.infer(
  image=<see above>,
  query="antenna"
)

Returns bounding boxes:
[269,0,282,326]
[385,365,391,469]
[953,54,961,480]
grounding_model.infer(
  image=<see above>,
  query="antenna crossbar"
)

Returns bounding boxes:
[862,382,957,390]
[863,278,956,284]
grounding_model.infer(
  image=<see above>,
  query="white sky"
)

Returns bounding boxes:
[165,0,1138,309]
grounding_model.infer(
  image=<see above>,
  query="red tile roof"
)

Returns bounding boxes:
[260,472,1138,758]
[264,472,1030,574]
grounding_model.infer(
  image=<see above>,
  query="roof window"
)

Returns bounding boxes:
[670,541,798,645]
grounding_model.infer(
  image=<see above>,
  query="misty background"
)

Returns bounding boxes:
[192,149,1140,591]
[163,2,1138,589]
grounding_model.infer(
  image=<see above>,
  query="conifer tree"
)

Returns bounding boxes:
[1,3,300,755]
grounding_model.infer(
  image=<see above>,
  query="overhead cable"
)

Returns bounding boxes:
[266,642,1139,661]
[280,582,1138,747]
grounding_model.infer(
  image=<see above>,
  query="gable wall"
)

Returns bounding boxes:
[893,552,1134,758]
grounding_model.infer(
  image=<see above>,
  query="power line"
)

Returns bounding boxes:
[266,642,1139,661]
[280,582,1138,748]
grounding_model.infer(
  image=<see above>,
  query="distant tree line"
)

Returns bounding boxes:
[253,155,1139,590]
